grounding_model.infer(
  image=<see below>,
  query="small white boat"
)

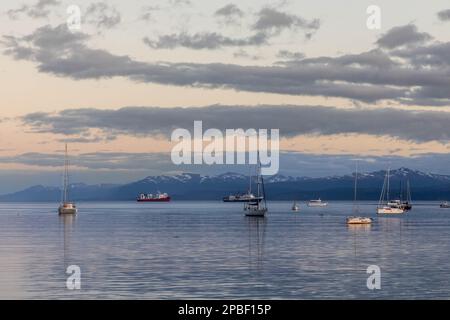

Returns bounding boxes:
[58,202,77,215]
[387,200,402,208]
[440,202,450,208]
[245,205,268,217]
[292,201,300,211]
[58,144,77,215]
[377,206,404,214]
[377,168,404,215]
[347,216,372,225]
[307,199,328,207]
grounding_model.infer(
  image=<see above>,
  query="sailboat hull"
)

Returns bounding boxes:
[377,207,404,214]
[245,208,267,217]
[58,207,77,215]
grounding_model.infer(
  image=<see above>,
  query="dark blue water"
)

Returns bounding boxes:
[0,201,449,299]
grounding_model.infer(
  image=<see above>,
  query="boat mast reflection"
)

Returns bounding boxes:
[59,214,76,269]
[246,216,267,272]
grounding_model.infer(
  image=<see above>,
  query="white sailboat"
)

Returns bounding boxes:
[292,201,300,212]
[244,157,268,217]
[58,144,77,215]
[377,168,404,215]
[307,199,328,207]
[347,162,372,225]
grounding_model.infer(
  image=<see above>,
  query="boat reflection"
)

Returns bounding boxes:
[347,223,372,232]
[59,214,76,268]
[246,216,267,272]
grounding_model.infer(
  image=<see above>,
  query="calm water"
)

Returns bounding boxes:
[0,201,450,299]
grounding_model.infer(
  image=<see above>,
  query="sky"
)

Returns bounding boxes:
[1,0,450,193]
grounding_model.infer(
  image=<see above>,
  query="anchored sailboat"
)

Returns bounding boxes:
[377,168,404,215]
[292,201,300,212]
[244,156,268,217]
[58,144,77,215]
[347,162,372,225]
[387,179,412,211]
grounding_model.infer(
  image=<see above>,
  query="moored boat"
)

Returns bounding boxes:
[347,216,372,225]
[244,154,268,217]
[377,206,405,214]
[137,192,171,202]
[223,191,262,202]
[440,202,450,208]
[377,168,405,215]
[307,199,328,207]
[347,162,372,225]
[58,144,77,215]
[292,201,300,211]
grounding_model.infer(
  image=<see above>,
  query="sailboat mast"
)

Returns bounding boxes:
[354,162,358,203]
[63,143,69,203]
[249,167,252,194]
[387,168,390,202]
[353,162,358,213]
[257,162,261,208]
[378,169,387,207]
[407,179,411,203]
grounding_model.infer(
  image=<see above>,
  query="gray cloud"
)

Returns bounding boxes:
[0,151,171,171]
[276,50,305,60]
[437,9,450,21]
[140,6,160,22]
[3,24,450,105]
[233,49,261,60]
[376,24,433,49]
[144,7,319,50]
[215,4,244,21]
[84,2,121,30]
[4,151,450,185]
[143,31,268,49]
[169,0,191,6]
[6,0,60,19]
[20,105,450,142]
[253,8,320,34]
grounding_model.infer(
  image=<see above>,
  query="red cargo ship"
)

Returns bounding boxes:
[137,192,171,202]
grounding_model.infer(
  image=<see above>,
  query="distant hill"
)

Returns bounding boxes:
[1,168,450,202]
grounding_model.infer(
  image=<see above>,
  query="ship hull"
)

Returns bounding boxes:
[377,207,404,214]
[223,197,263,203]
[58,205,77,215]
[137,197,171,202]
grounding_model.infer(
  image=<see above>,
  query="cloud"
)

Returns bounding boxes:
[437,9,450,21]
[6,0,60,20]
[0,151,170,171]
[3,24,450,105]
[215,4,244,24]
[4,151,450,182]
[20,105,450,143]
[376,24,433,49]
[276,50,305,60]
[144,7,319,50]
[140,6,160,22]
[169,0,191,6]
[253,8,320,39]
[143,31,268,49]
[233,49,261,60]
[84,2,121,30]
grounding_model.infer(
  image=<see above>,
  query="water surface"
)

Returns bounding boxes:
[0,201,449,299]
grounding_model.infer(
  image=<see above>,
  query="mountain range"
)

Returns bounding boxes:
[1,168,450,202]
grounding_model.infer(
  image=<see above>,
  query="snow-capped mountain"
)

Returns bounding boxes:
[1,168,450,201]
